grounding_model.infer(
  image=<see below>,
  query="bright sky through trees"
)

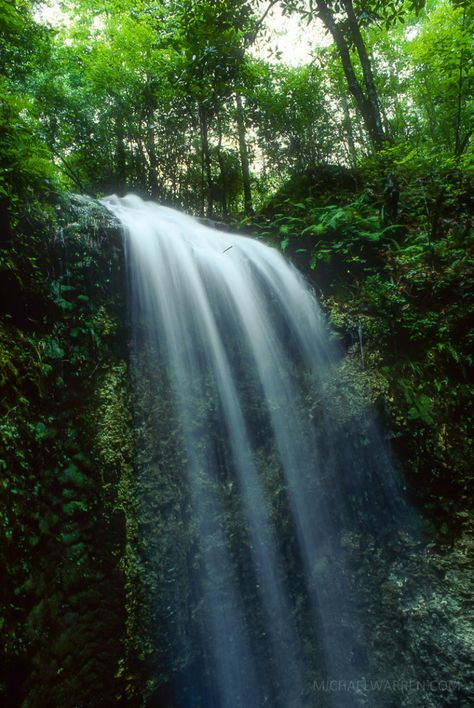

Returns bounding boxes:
[38,0,328,66]
[254,3,330,65]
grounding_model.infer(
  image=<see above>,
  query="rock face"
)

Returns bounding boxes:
[394,528,474,707]
[1,195,473,707]
[344,524,474,707]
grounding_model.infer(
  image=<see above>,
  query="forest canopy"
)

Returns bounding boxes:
[1,0,472,219]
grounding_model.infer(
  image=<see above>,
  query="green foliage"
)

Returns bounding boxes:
[2,0,468,219]
[0,0,60,231]
[287,0,426,29]
[244,62,338,173]
[257,152,473,519]
[257,190,397,273]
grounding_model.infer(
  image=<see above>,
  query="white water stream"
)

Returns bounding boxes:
[104,195,410,708]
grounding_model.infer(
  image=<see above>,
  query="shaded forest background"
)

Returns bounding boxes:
[0,0,473,705]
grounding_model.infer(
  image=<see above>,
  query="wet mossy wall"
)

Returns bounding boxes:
[0,195,133,705]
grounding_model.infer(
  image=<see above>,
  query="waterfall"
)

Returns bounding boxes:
[104,195,412,708]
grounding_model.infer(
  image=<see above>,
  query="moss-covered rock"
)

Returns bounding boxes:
[0,194,131,706]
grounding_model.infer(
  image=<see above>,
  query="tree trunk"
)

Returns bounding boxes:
[454,5,469,157]
[235,94,253,215]
[136,131,149,187]
[315,0,387,148]
[341,0,387,146]
[340,92,357,166]
[199,103,214,218]
[115,116,127,193]
[216,116,228,217]
[145,111,160,200]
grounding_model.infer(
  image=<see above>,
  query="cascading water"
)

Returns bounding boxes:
[104,195,413,708]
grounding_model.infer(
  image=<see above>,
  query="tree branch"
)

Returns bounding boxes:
[245,0,280,47]
[49,146,86,193]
